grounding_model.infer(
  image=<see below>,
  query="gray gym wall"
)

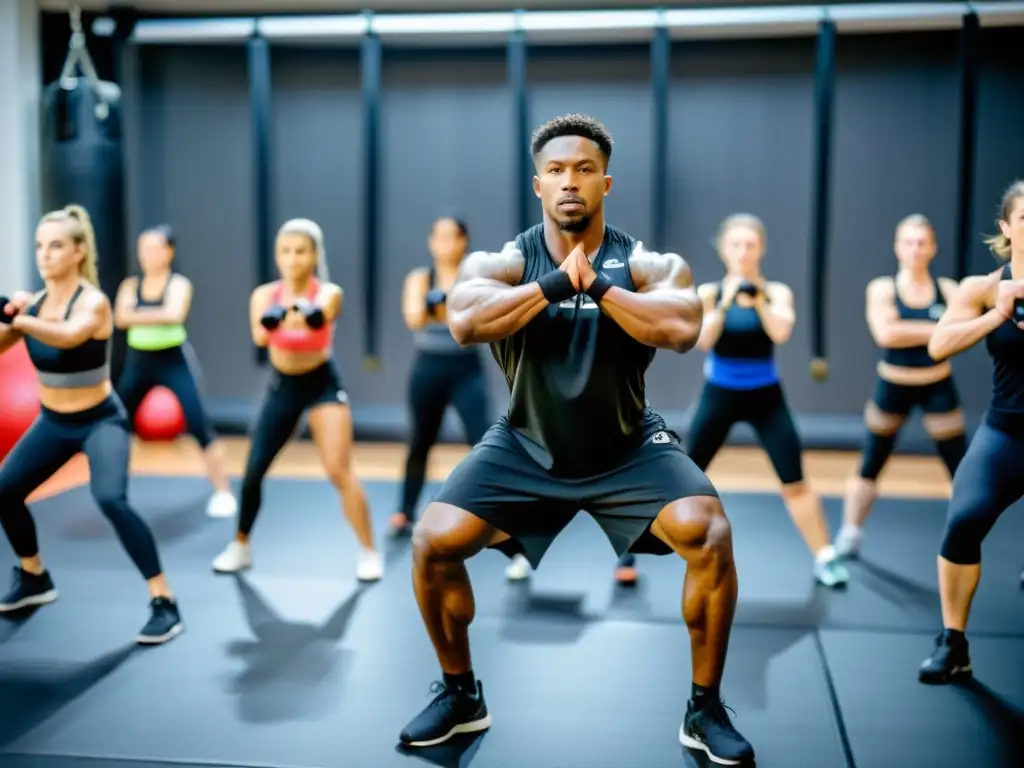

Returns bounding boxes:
[120,28,1024,452]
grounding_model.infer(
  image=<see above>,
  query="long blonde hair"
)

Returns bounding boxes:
[277,218,329,281]
[983,180,1024,260]
[39,204,99,286]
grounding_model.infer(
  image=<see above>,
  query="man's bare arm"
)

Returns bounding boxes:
[597,247,703,353]
[447,246,552,345]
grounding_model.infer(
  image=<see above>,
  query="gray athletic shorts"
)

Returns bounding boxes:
[433,416,719,568]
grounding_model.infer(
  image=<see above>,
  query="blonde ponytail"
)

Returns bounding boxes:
[984,232,1012,260]
[984,179,1024,261]
[277,218,329,282]
[39,204,100,286]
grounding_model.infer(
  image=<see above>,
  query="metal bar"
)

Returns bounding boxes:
[360,26,382,371]
[649,17,670,252]
[246,34,273,366]
[129,4,1024,46]
[808,19,836,383]
[953,11,979,281]
[507,24,531,234]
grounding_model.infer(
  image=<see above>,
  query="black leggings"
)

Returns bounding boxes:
[239,361,347,537]
[939,421,1024,565]
[859,376,965,480]
[399,352,490,519]
[687,381,804,484]
[117,344,216,448]
[0,397,163,580]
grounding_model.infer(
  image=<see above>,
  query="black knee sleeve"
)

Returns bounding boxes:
[95,495,163,579]
[859,431,897,480]
[935,434,967,478]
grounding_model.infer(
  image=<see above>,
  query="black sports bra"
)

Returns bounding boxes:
[24,285,109,387]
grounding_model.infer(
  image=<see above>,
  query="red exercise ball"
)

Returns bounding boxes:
[0,340,41,460]
[135,386,185,441]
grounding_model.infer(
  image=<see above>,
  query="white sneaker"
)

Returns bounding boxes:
[206,491,238,518]
[834,525,862,559]
[504,554,531,581]
[356,550,384,582]
[814,555,850,588]
[213,541,252,573]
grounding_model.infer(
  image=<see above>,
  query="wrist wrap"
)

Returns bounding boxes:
[537,270,576,304]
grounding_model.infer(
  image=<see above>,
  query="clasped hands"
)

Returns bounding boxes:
[558,243,599,294]
[719,276,765,308]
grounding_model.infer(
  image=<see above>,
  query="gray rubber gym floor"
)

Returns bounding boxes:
[0,476,1021,768]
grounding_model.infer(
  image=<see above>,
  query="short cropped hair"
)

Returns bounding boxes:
[530,113,613,164]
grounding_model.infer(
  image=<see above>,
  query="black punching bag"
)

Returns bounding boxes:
[41,77,128,380]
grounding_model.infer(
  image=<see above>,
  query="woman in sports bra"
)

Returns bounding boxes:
[918,180,1024,683]
[675,213,848,588]
[113,225,237,519]
[391,216,490,537]
[210,218,381,582]
[0,204,184,645]
[835,215,963,559]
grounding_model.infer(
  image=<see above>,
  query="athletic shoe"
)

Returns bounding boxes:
[504,554,531,581]
[814,555,850,588]
[399,680,491,747]
[137,597,184,645]
[356,550,384,582]
[206,491,238,518]
[212,541,252,573]
[679,697,755,765]
[918,630,972,684]
[0,567,58,612]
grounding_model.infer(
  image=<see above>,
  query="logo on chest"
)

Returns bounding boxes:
[929,304,946,320]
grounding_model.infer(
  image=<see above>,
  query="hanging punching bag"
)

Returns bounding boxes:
[40,75,128,381]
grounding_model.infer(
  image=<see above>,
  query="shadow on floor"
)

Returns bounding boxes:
[223,574,370,724]
[0,642,136,748]
[954,678,1024,764]
[394,732,487,768]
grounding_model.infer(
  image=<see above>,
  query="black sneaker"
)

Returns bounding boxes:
[679,697,755,766]
[0,567,58,612]
[136,597,184,645]
[399,680,491,747]
[918,630,972,684]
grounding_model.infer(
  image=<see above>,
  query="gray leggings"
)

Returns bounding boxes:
[0,397,164,580]
[939,422,1024,565]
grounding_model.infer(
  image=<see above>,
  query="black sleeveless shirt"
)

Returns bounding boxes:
[491,224,664,477]
[985,264,1024,434]
[712,282,774,360]
[882,275,947,368]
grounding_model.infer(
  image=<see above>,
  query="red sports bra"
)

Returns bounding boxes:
[265,279,333,353]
